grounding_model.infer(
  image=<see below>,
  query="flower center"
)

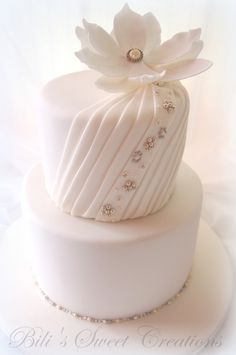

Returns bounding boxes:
[126,48,143,63]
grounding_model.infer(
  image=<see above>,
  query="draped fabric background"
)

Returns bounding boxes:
[0,0,235,354]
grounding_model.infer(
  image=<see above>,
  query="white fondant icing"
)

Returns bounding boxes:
[22,162,202,320]
[38,70,110,190]
[38,70,189,221]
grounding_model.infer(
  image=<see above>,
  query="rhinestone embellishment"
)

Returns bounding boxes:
[101,203,116,216]
[123,180,136,191]
[126,48,143,63]
[132,150,143,163]
[158,127,167,138]
[121,170,128,177]
[144,136,156,151]
[34,273,191,324]
[163,100,176,113]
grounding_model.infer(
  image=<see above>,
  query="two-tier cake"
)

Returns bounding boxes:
[22,4,212,323]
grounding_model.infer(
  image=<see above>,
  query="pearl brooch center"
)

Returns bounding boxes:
[126,48,143,63]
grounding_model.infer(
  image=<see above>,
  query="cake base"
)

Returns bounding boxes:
[0,219,233,355]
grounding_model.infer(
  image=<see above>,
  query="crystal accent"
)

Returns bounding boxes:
[158,127,167,138]
[132,150,143,163]
[163,100,175,113]
[101,203,116,216]
[123,180,136,191]
[33,273,191,324]
[144,136,156,151]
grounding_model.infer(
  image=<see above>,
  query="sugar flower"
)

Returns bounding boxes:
[75,4,212,92]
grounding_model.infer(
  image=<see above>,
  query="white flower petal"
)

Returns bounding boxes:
[129,73,164,85]
[95,75,141,92]
[110,29,117,42]
[113,4,146,54]
[75,26,90,49]
[142,12,161,54]
[161,58,213,81]
[145,28,201,65]
[128,61,165,80]
[75,48,129,77]
[82,19,121,57]
[178,40,203,61]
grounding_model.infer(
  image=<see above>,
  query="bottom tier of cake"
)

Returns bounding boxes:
[22,163,202,320]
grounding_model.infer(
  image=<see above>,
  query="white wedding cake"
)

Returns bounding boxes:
[22,4,212,323]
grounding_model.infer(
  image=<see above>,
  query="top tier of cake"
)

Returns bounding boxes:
[38,70,189,222]
[37,4,211,222]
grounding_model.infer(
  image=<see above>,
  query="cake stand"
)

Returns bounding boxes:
[0,218,233,355]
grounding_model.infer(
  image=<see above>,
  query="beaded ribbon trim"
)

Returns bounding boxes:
[34,274,191,324]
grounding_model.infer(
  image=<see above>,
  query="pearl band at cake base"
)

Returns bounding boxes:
[34,273,191,324]
[0,219,233,355]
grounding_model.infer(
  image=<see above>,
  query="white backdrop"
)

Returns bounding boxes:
[0,0,235,354]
